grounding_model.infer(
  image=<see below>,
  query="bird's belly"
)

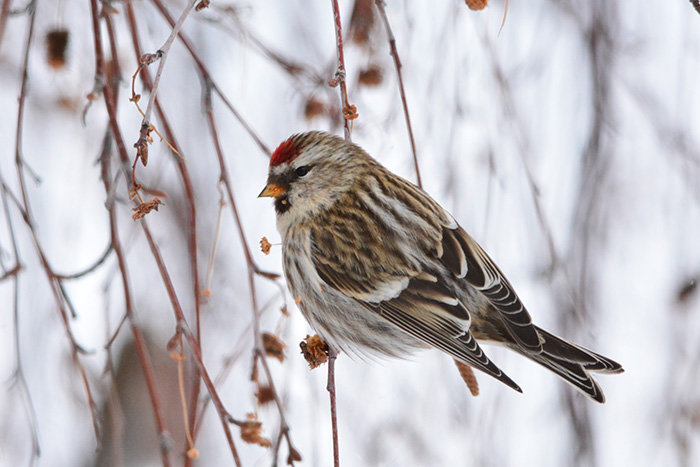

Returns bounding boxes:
[299,286,425,359]
[282,237,423,358]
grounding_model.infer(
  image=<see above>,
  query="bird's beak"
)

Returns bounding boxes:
[258,182,287,198]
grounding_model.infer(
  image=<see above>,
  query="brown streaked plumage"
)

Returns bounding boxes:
[260,131,623,402]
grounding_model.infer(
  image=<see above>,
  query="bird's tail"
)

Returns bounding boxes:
[510,326,623,403]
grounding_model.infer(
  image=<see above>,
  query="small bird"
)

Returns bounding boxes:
[260,131,623,402]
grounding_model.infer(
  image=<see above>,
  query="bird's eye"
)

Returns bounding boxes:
[295,166,310,177]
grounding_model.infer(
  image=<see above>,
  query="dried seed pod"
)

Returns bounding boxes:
[465,0,489,11]
[349,0,375,46]
[262,332,286,362]
[454,359,479,396]
[239,414,272,448]
[300,334,328,369]
[260,236,272,255]
[131,198,163,220]
[46,29,70,69]
[303,97,326,120]
[255,385,275,406]
[358,65,383,87]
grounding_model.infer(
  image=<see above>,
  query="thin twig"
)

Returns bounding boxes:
[138,211,243,466]
[54,243,113,280]
[330,0,357,141]
[203,181,226,296]
[201,82,279,280]
[134,0,197,167]
[327,346,340,467]
[92,3,228,463]
[0,181,40,462]
[373,0,422,188]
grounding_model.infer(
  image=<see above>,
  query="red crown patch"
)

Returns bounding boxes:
[270,139,297,166]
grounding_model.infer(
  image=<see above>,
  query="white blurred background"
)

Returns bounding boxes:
[0,0,698,466]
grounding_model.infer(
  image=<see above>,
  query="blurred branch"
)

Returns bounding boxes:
[327,347,340,467]
[0,0,10,51]
[205,7,326,85]
[480,32,563,275]
[0,178,39,462]
[691,0,700,15]
[558,3,617,463]
[373,0,422,188]
[54,243,113,280]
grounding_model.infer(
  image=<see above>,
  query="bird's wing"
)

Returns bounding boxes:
[439,225,543,353]
[308,201,521,391]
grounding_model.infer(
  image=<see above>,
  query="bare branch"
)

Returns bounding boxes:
[373,0,422,188]
[330,0,358,141]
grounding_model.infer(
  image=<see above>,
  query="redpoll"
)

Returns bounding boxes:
[260,131,623,402]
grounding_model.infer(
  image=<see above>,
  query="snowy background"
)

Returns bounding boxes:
[0,0,699,466]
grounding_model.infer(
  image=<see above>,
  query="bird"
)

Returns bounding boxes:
[259,130,623,403]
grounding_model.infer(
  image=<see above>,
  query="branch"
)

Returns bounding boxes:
[327,346,340,467]
[0,0,11,51]
[691,0,700,15]
[134,0,197,167]
[330,0,358,141]
[373,0,422,188]
[54,243,113,280]
[0,178,39,462]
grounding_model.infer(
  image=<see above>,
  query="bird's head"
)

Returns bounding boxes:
[259,131,369,224]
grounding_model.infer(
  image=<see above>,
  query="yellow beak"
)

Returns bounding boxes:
[258,183,287,198]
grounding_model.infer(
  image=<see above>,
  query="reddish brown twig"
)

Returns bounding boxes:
[0,0,11,52]
[140,214,243,467]
[327,346,340,467]
[94,3,240,463]
[330,0,358,141]
[5,172,102,448]
[134,0,197,168]
[373,0,422,188]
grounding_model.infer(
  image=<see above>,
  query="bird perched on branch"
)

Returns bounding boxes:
[259,131,623,402]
